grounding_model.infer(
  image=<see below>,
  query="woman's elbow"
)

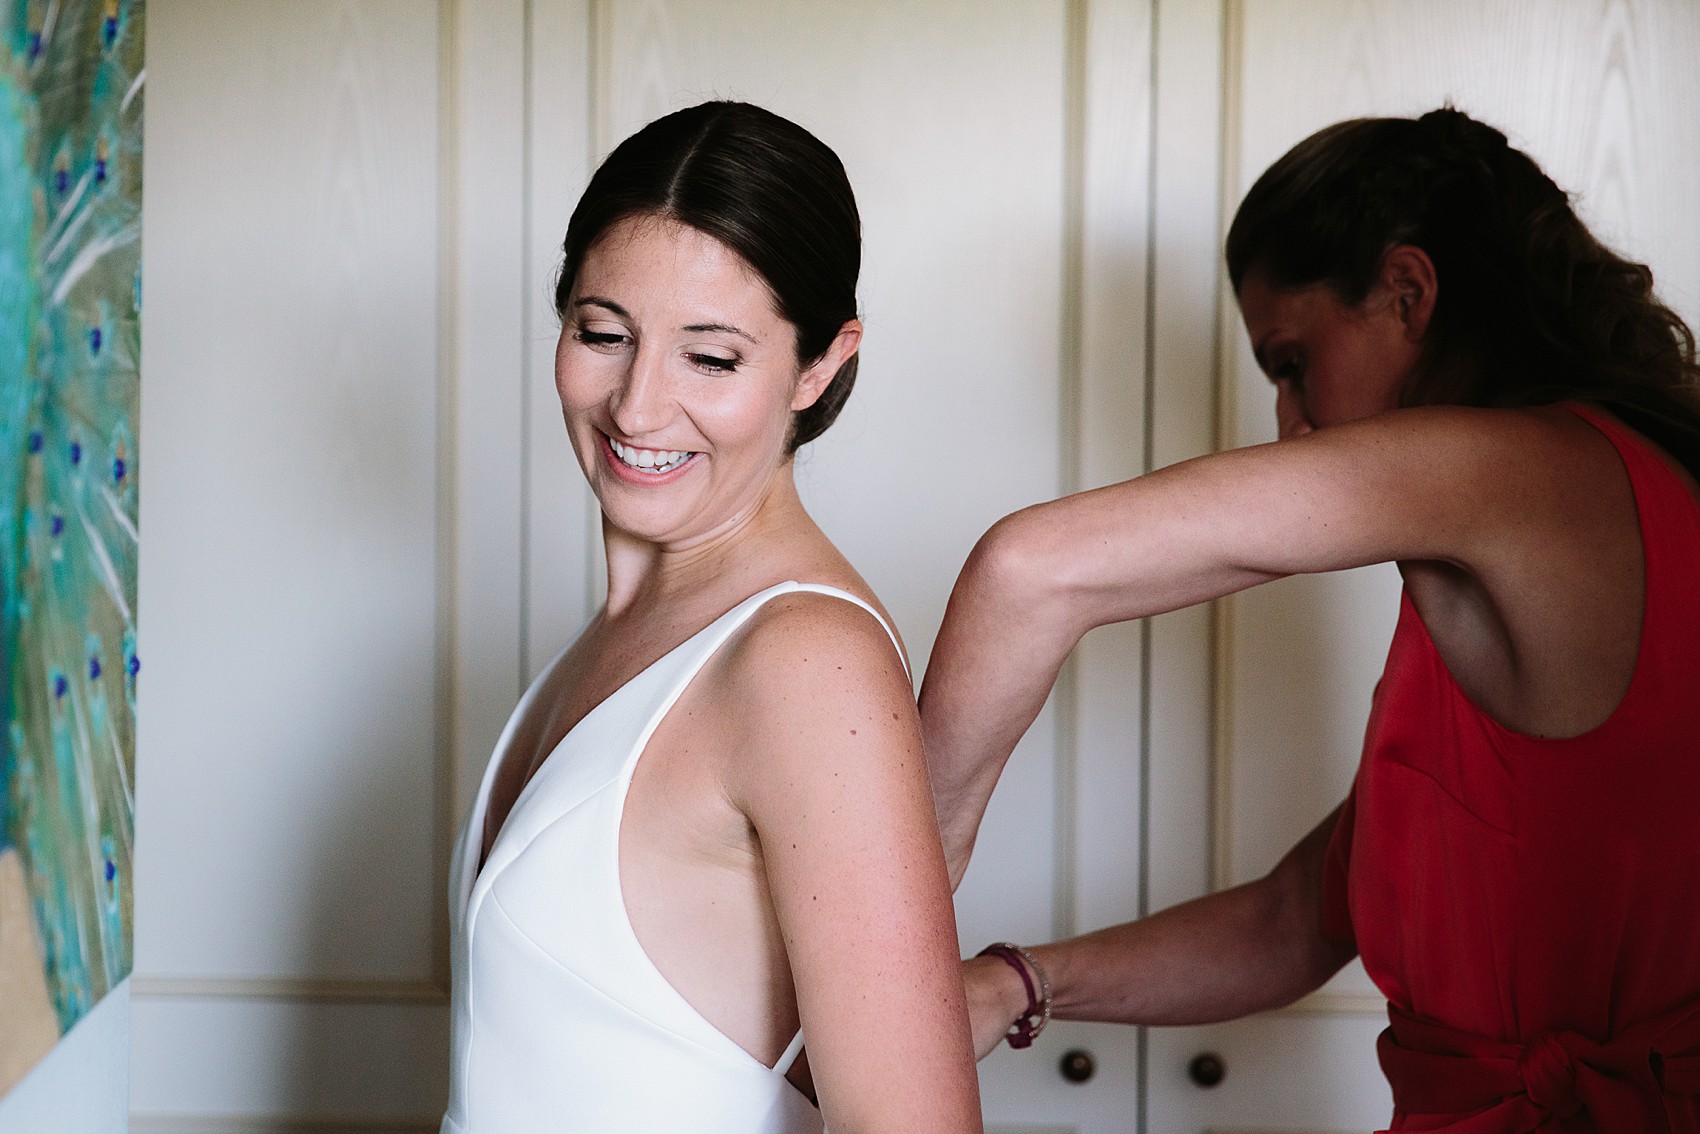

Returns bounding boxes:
[1264,859,1355,1001]
[960,505,1079,626]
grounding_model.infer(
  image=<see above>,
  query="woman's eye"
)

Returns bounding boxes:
[688,353,738,373]
[1273,356,1304,384]
[574,329,628,350]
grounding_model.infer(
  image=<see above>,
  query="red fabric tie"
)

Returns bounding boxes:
[1516,1031,1588,1120]
[1376,1000,1700,1133]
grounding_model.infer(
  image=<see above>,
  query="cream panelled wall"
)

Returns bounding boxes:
[135,0,451,1130]
[130,1,1700,1132]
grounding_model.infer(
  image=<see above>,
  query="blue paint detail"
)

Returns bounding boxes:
[103,18,117,47]
[88,656,100,680]
[94,157,106,184]
[53,167,66,193]
[126,655,138,677]
[104,859,114,882]
[70,441,81,464]
[27,33,40,61]
[112,457,124,482]
[89,326,101,354]
[52,674,66,699]
[28,430,41,452]
[49,514,62,537]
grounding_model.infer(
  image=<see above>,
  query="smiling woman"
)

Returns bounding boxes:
[553,216,855,549]
[439,102,981,1134]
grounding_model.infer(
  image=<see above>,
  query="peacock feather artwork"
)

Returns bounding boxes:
[0,0,141,1098]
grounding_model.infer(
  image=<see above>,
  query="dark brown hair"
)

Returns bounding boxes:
[1226,107,1700,478]
[555,101,861,452]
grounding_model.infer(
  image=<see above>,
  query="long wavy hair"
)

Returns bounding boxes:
[1226,107,1700,479]
[555,101,861,453]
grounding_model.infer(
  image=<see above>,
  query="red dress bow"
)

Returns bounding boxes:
[1375,1000,1700,1133]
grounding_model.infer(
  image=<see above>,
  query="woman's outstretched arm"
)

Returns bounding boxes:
[921,404,1600,882]
[963,806,1354,1057]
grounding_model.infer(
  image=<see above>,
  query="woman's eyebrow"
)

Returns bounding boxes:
[682,321,757,344]
[574,296,629,317]
[573,298,756,344]
[574,295,754,343]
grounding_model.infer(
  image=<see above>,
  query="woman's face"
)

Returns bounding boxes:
[1236,270,1422,439]
[555,214,844,549]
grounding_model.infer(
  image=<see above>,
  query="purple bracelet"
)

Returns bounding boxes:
[977,942,1052,1049]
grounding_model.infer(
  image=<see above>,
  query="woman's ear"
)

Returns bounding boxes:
[1379,244,1438,342]
[792,319,862,412]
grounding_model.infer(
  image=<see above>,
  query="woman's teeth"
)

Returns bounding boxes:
[609,436,693,473]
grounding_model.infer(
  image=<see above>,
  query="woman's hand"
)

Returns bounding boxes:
[963,953,1029,1060]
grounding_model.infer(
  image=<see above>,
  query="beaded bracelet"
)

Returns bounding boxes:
[977,942,1052,1049]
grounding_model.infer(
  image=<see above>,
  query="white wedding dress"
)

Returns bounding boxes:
[441,581,904,1133]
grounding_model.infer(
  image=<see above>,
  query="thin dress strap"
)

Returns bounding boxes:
[781,582,910,682]
[774,1028,808,1075]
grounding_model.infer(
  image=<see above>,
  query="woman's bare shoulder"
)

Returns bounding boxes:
[722,588,912,707]
[696,588,920,790]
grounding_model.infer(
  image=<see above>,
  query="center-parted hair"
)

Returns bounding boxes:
[1225,107,1700,478]
[555,101,862,452]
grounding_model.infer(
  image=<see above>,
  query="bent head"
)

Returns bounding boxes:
[553,101,862,545]
[1235,246,1432,438]
[1227,108,1700,440]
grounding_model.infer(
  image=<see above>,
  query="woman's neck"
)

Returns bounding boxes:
[600,466,818,618]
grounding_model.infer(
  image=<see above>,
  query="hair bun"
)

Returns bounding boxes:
[1416,107,1509,158]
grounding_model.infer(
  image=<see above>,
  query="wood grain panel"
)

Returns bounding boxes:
[137,0,443,986]
[1071,0,1156,941]
[445,0,530,827]
[1153,1011,1391,1132]
[1232,0,1700,373]
[521,0,598,682]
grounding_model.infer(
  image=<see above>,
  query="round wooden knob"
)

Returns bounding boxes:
[1059,1048,1096,1083]
[1188,1051,1226,1088]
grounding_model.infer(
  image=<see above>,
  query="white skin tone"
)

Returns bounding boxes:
[478,215,982,1130]
[928,244,1689,1057]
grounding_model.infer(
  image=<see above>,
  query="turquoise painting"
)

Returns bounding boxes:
[0,0,141,1097]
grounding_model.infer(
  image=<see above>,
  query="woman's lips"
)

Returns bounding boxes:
[600,432,702,486]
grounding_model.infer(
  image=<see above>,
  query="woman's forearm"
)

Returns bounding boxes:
[969,807,1353,1039]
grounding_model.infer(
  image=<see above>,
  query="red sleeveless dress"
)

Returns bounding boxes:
[1322,403,1700,1134]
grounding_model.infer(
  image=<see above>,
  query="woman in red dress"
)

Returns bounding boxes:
[925,108,1700,1132]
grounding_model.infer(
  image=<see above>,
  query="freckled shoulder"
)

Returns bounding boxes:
[703,591,920,775]
[722,591,910,702]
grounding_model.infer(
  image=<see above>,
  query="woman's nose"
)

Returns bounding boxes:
[609,348,668,437]
[1275,382,1314,440]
